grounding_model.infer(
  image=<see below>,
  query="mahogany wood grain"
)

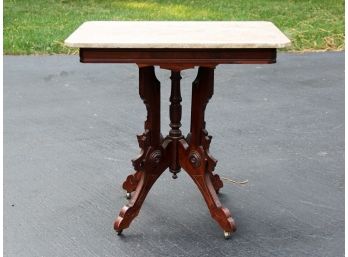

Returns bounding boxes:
[79,46,282,237]
[69,25,283,238]
[114,65,237,236]
[114,66,167,233]
[80,48,276,65]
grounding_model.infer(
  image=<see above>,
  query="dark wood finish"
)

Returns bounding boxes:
[114,65,236,236]
[177,67,235,233]
[166,71,184,179]
[80,48,276,65]
[169,71,183,138]
[114,66,168,233]
[79,46,279,237]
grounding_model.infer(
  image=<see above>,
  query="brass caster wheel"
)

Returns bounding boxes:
[126,192,131,199]
[224,231,231,239]
[117,229,123,235]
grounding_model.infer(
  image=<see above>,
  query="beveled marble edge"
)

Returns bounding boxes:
[65,41,291,48]
[65,21,291,49]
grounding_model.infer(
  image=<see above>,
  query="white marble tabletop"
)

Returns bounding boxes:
[65,21,290,49]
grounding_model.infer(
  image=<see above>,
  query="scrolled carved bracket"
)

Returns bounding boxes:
[132,157,145,171]
[204,149,217,173]
[122,171,142,193]
[137,129,151,149]
[211,173,223,193]
[201,129,212,150]
[198,128,217,173]
[132,133,149,171]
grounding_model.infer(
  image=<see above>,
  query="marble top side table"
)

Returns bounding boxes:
[65,21,290,239]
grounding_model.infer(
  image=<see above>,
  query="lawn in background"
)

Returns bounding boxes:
[4,0,344,54]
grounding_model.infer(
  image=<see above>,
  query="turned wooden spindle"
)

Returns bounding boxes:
[169,71,183,137]
[168,71,183,179]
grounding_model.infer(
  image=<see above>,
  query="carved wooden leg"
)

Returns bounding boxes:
[180,67,236,237]
[114,66,167,233]
[114,160,167,233]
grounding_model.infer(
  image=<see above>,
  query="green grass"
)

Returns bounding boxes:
[4,0,345,54]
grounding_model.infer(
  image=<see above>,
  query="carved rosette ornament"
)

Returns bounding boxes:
[189,150,201,168]
[149,150,162,164]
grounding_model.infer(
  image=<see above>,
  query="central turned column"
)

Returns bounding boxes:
[167,71,184,179]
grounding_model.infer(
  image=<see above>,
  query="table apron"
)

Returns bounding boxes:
[79,48,277,65]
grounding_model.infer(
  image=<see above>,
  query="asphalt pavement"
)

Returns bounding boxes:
[4,52,344,257]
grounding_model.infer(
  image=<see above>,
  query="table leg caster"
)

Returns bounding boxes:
[224,231,231,239]
[126,192,131,199]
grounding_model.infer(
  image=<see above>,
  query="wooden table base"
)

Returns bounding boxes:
[114,65,236,238]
